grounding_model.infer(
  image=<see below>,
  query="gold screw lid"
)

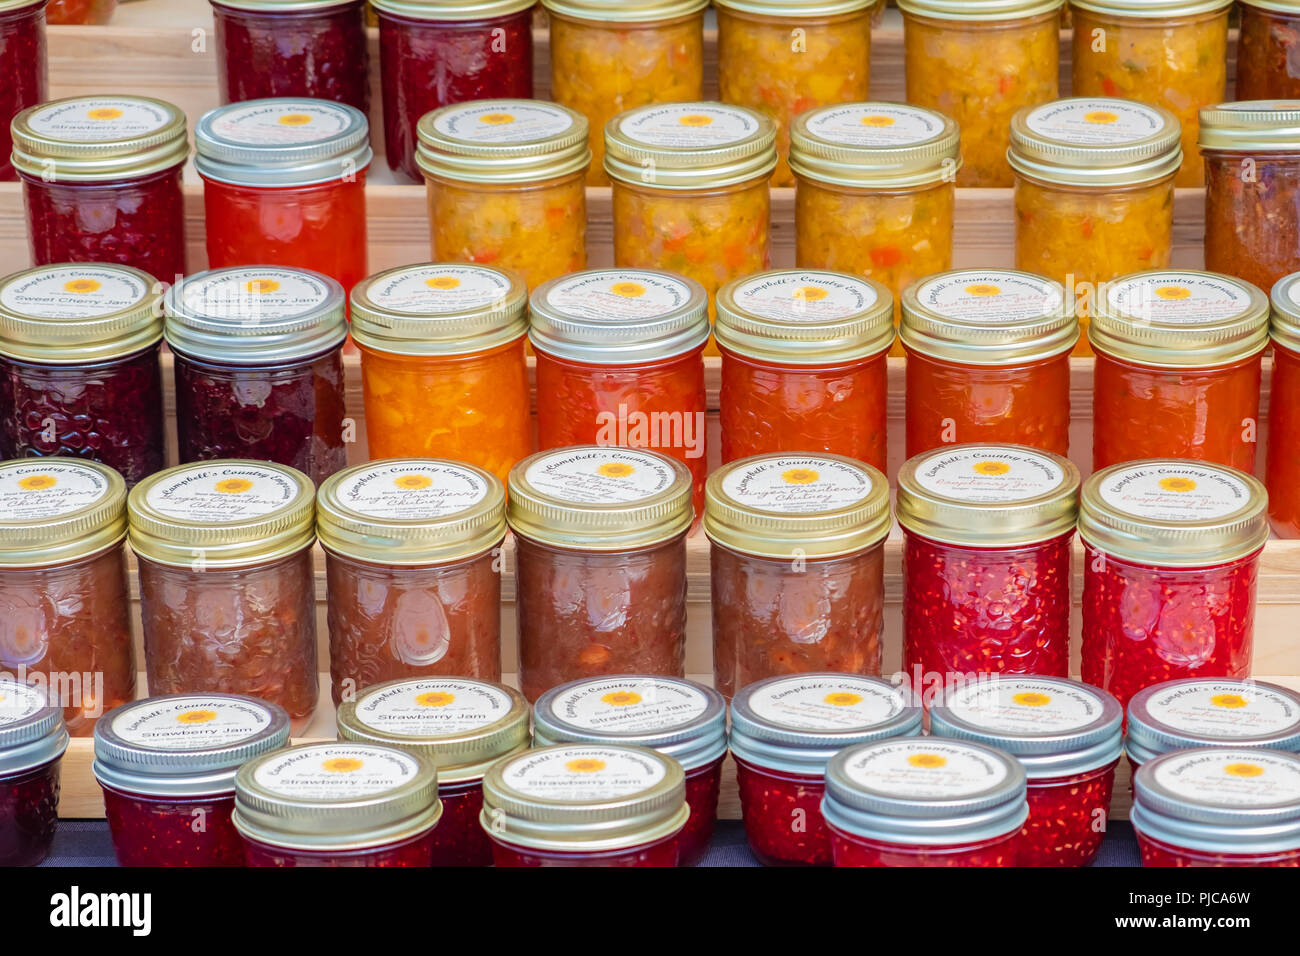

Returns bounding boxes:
[205,0,365,11]
[1199,100,1300,152]
[1239,0,1300,11]
[370,0,535,18]
[1070,0,1232,15]
[542,0,709,21]
[898,0,1063,17]
[789,101,961,189]
[417,99,591,185]
[1079,460,1269,567]
[0,458,127,568]
[10,95,189,182]
[604,101,778,190]
[0,0,45,12]
[714,0,876,14]
[1269,271,1300,354]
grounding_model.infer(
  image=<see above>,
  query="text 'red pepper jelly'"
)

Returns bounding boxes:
[1264,271,1300,537]
[0,0,48,183]
[0,678,68,867]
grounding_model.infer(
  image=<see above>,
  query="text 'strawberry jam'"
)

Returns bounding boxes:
[0,679,67,866]
[480,743,690,867]
[0,0,47,183]
[319,460,507,702]
[532,675,726,867]
[1079,460,1268,715]
[1237,1,1300,99]
[1264,272,1300,537]
[337,677,529,867]
[508,447,692,701]
[729,673,922,866]
[92,694,290,867]
[930,676,1123,867]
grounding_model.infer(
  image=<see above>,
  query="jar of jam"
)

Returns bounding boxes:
[373,0,535,183]
[1266,271,1300,537]
[1089,270,1269,473]
[532,675,725,866]
[234,741,442,866]
[1079,460,1268,714]
[317,459,507,701]
[0,263,165,484]
[0,458,134,735]
[900,269,1077,458]
[730,673,922,866]
[10,96,189,281]
[92,693,291,867]
[0,0,47,183]
[507,446,692,701]
[897,444,1080,696]
[822,737,1027,866]
[0,679,67,866]
[128,460,320,732]
[930,676,1123,867]
[1237,1,1300,99]
[716,270,894,465]
[44,0,115,24]
[336,677,529,867]
[480,743,689,866]
[195,98,372,298]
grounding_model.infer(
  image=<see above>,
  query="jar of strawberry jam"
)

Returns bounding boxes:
[1268,272,1300,537]
[532,675,726,866]
[930,676,1123,867]
[92,693,290,867]
[10,96,189,281]
[0,0,47,183]
[317,459,507,701]
[730,673,923,867]
[0,679,67,866]
[1079,460,1269,714]
[480,743,690,866]
[336,677,529,867]
[507,446,692,702]
[897,443,1080,697]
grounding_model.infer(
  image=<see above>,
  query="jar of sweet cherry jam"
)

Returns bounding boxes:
[1267,271,1300,537]
[532,675,726,866]
[730,673,923,867]
[507,446,693,702]
[92,693,290,867]
[10,96,189,281]
[1237,1,1300,99]
[336,677,529,867]
[317,459,507,701]
[930,676,1123,867]
[1079,460,1269,714]
[0,0,47,183]
[896,443,1080,696]
[0,679,67,866]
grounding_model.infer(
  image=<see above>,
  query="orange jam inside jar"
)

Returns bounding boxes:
[351,263,532,487]
[900,269,1077,459]
[1266,272,1300,537]
[417,99,590,291]
[1089,270,1269,473]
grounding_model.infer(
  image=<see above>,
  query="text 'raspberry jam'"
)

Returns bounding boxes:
[0,678,68,867]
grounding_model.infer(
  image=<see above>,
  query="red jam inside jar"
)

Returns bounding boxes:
[0,679,68,867]
[1265,273,1300,537]
[0,0,47,183]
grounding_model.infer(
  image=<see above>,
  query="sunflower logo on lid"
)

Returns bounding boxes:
[597,462,636,479]
[1154,286,1192,301]
[480,113,516,126]
[63,278,101,294]
[394,474,433,491]
[609,282,646,298]
[246,278,280,295]
[322,758,364,773]
[966,284,1001,297]
[215,478,253,494]
[425,276,461,291]
[1224,762,1265,778]
[679,114,714,127]
[1012,692,1052,707]
[1158,477,1196,493]
[601,691,643,707]
[565,758,606,773]
[87,107,123,121]
[1084,111,1118,125]
[176,709,217,724]
[824,692,863,707]
[782,468,820,485]
[973,461,1011,476]
[908,753,948,769]
[1211,694,1248,709]
[17,475,56,491]
[416,692,455,708]
[277,114,314,127]
[861,115,896,127]
[793,286,829,302]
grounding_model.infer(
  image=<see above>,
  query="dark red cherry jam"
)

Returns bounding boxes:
[0,679,68,867]
[0,0,47,183]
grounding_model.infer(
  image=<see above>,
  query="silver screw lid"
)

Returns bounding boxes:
[0,680,68,776]
[1126,678,1300,766]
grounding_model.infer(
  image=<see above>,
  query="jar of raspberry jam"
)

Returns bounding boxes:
[930,675,1123,867]
[336,676,529,867]
[0,678,67,866]
[10,96,189,281]
[822,737,1028,867]
[1264,271,1300,537]
[896,443,1080,696]
[92,693,291,867]
[317,459,507,701]
[480,743,690,866]
[1079,460,1268,714]
[532,675,726,866]
[164,266,349,484]
[234,741,443,866]
[730,673,923,866]
[0,263,165,484]
[0,0,47,183]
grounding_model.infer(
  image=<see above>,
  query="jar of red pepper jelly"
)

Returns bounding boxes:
[1264,271,1300,537]
[92,693,290,867]
[10,96,189,281]
[336,677,529,867]
[164,266,349,484]
[896,443,1080,698]
[1079,460,1269,714]
[0,0,48,183]
[532,675,726,866]
[930,676,1123,867]
[195,98,372,298]
[0,679,67,866]
[729,673,923,867]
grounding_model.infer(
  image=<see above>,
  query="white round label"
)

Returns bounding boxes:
[915,271,1062,323]
[1025,99,1170,145]
[433,101,574,144]
[913,447,1066,503]
[1,266,150,319]
[843,740,1011,798]
[364,265,513,316]
[253,745,421,799]
[354,679,515,737]
[1096,464,1251,522]
[1144,682,1300,738]
[523,448,678,504]
[946,679,1108,734]
[501,746,667,800]
[334,462,490,521]
[1105,273,1254,326]
[26,97,174,142]
[0,461,110,521]
[110,697,274,751]
[1152,750,1300,806]
[208,101,354,146]
[720,456,873,514]
[805,103,947,147]
[549,679,709,734]
[179,268,333,324]
[144,464,301,522]
[0,681,45,725]
[732,272,879,323]
[544,271,694,321]
[748,676,906,731]
[619,103,761,148]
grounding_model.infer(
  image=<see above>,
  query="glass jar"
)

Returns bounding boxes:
[897,444,1080,697]
[0,679,67,866]
[1267,272,1300,537]
[128,461,320,733]
[1237,1,1300,99]
[195,98,372,299]
[900,269,1077,459]
[0,263,166,485]
[10,96,189,281]
[1079,460,1268,713]
[507,446,692,702]
[373,0,535,183]
[730,673,923,866]
[351,263,532,486]
[898,0,1062,187]
[1089,270,1269,473]
[716,270,894,465]
[0,0,47,183]
[318,459,507,702]
[92,693,290,867]
[336,677,529,867]
[0,458,134,735]
[234,741,442,866]
[543,0,708,186]
[44,0,115,24]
